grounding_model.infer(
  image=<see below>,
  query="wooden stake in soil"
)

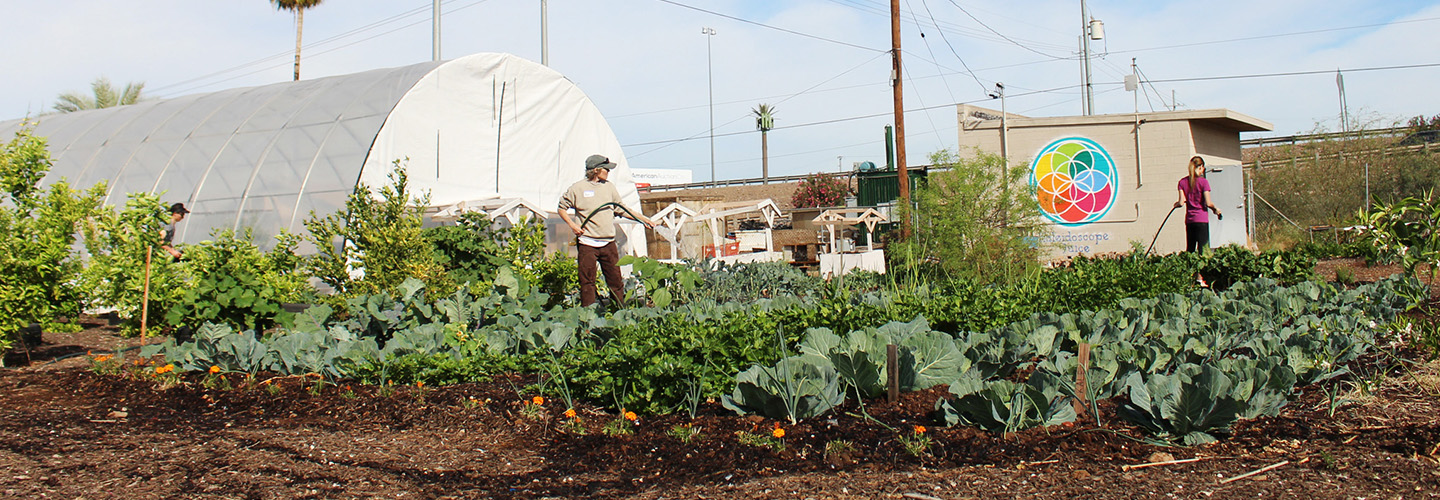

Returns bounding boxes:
[140,245,153,342]
[1072,342,1091,418]
[887,344,899,403]
[1220,460,1289,484]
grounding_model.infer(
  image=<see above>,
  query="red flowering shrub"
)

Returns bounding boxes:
[791,174,849,208]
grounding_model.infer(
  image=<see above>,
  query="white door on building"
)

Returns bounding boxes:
[1206,165,1247,247]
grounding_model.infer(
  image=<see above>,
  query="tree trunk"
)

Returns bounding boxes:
[293,9,304,81]
[761,131,769,185]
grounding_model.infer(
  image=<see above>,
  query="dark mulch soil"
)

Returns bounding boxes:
[2,259,1439,499]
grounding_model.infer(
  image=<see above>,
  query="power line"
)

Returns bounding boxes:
[1129,61,1440,85]
[654,0,885,53]
[905,0,959,103]
[940,0,1068,60]
[824,0,1074,53]
[1110,16,1440,56]
[621,84,1077,148]
[625,52,890,157]
[918,0,988,94]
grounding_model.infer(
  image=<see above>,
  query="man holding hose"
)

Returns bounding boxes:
[558,154,657,307]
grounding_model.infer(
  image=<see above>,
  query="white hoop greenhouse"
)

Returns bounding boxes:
[0,53,644,252]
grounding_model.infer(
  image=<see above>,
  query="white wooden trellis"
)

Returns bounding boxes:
[691,199,784,259]
[812,207,888,252]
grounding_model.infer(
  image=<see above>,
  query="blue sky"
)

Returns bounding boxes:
[4,0,1439,182]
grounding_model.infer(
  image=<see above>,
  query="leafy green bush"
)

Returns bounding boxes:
[889,148,1049,284]
[164,229,308,332]
[424,212,575,300]
[81,192,183,336]
[304,160,449,298]
[696,260,825,302]
[1360,191,1440,280]
[0,126,105,353]
[620,256,700,307]
[424,211,514,286]
[1193,245,1315,289]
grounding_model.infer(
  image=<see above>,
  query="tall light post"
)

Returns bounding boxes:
[702,27,717,186]
[432,0,441,61]
[989,82,1007,164]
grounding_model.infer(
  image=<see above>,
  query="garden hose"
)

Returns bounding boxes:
[1145,206,1179,256]
[577,202,647,231]
[1145,206,1224,256]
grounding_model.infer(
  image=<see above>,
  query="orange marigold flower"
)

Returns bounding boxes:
[209,365,221,374]
[624,411,638,422]
[532,396,545,405]
[416,381,425,388]
[564,408,577,419]
[772,427,785,439]
[913,425,926,435]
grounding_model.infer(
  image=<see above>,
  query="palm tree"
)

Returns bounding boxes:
[753,103,776,184]
[271,0,324,81]
[53,77,145,113]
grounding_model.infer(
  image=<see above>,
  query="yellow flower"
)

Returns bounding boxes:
[913,425,926,435]
[564,408,577,419]
[532,396,545,405]
[624,411,638,422]
[209,365,221,374]
[772,427,785,439]
[155,364,174,374]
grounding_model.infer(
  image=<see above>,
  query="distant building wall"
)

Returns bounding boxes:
[956,106,1271,257]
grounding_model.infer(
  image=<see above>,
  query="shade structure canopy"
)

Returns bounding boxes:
[0,53,640,250]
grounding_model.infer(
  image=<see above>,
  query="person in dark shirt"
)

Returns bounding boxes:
[160,202,188,261]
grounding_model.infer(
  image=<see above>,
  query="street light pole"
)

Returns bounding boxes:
[432,0,441,61]
[990,83,1007,164]
[541,0,549,66]
[703,27,717,186]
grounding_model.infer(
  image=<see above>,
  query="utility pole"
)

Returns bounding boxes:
[541,0,549,66]
[1080,0,1092,115]
[703,27,718,186]
[1080,1,1103,115]
[890,0,909,232]
[432,0,441,61]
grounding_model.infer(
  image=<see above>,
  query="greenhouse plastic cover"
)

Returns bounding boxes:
[0,53,642,251]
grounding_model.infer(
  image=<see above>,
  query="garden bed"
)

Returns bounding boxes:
[0,354,1436,499]
[2,258,1438,499]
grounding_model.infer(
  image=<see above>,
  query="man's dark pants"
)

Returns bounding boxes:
[578,241,624,307]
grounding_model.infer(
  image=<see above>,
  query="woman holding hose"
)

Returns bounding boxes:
[1174,155,1222,287]
[1173,155,1222,253]
[558,154,656,307]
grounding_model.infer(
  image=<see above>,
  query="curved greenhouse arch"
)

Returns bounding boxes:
[0,53,638,251]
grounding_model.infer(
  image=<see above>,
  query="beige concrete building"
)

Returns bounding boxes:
[956,105,1271,257]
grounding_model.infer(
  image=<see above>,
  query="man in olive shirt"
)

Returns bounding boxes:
[558,154,656,307]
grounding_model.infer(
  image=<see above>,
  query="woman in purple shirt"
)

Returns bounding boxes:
[1173,156,1222,253]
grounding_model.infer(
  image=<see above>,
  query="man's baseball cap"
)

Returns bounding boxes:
[169,203,190,214]
[585,154,617,170]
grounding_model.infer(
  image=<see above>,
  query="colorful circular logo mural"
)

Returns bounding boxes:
[1030,137,1118,226]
